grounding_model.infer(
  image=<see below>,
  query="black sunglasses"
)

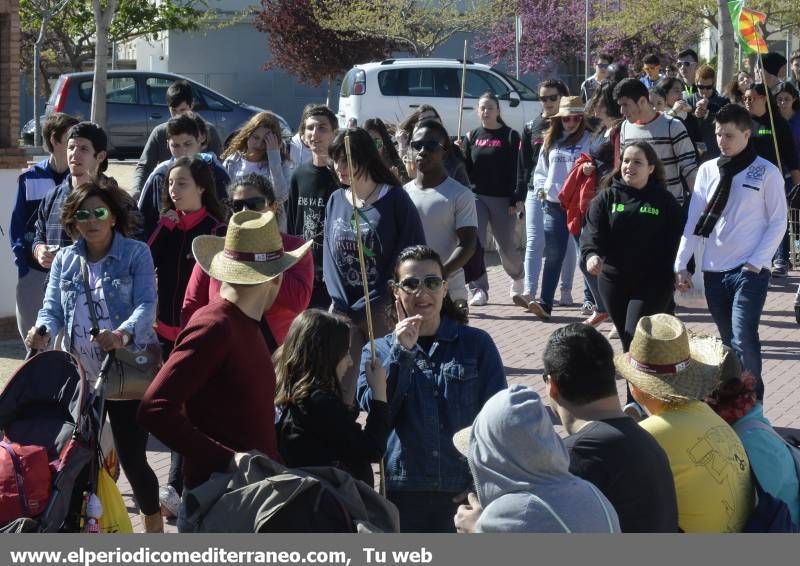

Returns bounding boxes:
[410,140,444,153]
[395,275,444,293]
[596,63,609,69]
[540,94,559,102]
[676,61,695,67]
[231,196,267,212]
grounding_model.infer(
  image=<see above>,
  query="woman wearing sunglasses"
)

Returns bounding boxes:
[28,181,162,532]
[356,245,507,532]
[526,96,593,320]
[182,174,314,344]
[364,118,408,184]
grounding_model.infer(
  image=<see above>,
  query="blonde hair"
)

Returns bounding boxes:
[221,111,287,162]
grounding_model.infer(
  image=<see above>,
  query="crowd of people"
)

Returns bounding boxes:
[8,43,800,534]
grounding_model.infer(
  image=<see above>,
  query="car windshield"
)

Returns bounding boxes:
[491,69,539,101]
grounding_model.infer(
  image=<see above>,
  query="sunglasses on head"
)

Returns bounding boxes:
[561,115,582,124]
[231,196,267,212]
[395,275,444,293]
[410,140,444,152]
[75,207,110,222]
[540,94,559,102]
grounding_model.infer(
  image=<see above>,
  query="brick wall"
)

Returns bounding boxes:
[0,0,25,169]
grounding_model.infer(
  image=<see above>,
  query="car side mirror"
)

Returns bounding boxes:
[509,91,521,108]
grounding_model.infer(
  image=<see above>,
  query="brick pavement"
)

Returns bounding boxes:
[2,261,797,532]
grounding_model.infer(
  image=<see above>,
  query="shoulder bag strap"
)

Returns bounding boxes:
[79,256,101,333]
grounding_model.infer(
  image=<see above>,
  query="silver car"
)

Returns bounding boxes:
[21,70,291,158]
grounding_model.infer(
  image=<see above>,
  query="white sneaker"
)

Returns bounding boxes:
[557,291,574,307]
[469,289,488,307]
[510,278,524,298]
[607,326,619,339]
[159,485,181,519]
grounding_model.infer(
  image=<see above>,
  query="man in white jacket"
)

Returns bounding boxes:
[675,104,787,400]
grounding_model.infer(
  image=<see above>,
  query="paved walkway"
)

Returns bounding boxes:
[1,262,798,532]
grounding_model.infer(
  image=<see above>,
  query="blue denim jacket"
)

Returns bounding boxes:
[36,232,158,350]
[357,316,507,492]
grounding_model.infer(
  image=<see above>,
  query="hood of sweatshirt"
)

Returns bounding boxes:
[466,385,619,533]
[468,385,572,506]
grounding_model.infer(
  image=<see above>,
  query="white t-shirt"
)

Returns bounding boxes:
[403,177,478,300]
[69,260,113,381]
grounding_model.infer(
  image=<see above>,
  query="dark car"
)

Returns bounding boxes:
[21,70,291,158]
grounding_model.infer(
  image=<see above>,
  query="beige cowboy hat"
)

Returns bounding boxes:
[192,210,312,285]
[552,96,586,118]
[615,314,729,403]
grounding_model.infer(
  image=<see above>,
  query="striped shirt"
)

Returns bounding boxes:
[620,113,698,203]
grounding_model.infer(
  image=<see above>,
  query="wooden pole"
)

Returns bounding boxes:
[457,40,468,141]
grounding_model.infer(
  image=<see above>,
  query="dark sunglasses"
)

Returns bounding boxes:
[395,275,444,293]
[230,196,267,212]
[697,84,714,91]
[540,94,559,102]
[410,140,444,153]
[74,207,110,222]
[676,61,694,67]
[596,63,609,69]
[561,115,582,123]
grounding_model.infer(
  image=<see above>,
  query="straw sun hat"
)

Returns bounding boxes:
[552,96,586,118]
[192,210,312,285]
[615,314,729,403]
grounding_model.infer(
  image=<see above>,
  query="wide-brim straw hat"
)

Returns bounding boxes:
[553,95,586,117]
[193,210,312,285]
[615,314,728,403]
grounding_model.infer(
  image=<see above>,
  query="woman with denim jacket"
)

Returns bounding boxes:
[27,181,163,533]
[357,245,507,532]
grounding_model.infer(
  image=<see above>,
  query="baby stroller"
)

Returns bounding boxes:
[0,347,107,533]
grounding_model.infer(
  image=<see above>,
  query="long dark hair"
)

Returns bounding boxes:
[601,141,666,189]
[61,180,138,239]
[364,117,403,168]
[386,245,468,325]
[163,156,228,222]
[399,104,441,139]
[274,309,351,406]
[542,114,587,156]
[329,128,400,187]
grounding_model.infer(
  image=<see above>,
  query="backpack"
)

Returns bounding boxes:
[735,419,800,533]
[0,437,52,525]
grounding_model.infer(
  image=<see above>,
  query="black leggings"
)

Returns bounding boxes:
[598,272,674,402]
[106,400,160,515]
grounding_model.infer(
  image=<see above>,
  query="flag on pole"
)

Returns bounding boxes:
[728,1,768,54]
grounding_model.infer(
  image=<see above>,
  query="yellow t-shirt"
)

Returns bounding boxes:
[639,401,754,533]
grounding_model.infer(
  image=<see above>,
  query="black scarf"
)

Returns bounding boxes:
[693,144,758,237]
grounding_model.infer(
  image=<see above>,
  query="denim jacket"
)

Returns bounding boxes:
[36,231,158,351]
[357,316,507,492]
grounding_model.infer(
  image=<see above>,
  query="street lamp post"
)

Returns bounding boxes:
[585,0,590,80]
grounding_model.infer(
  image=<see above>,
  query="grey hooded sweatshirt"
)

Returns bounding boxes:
[468,385,621,533]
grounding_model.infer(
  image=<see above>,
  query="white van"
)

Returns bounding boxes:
[337,59,542,137]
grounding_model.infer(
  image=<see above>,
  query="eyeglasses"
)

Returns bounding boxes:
[410,140,444,153]
[676,60,695,68]
[74,207,110,222]
[372,137,384,150]
[231,196,267,212]
[540,94,559,102]
[561,115,582,124]
[395,275,444,294]
[697,84,714,91]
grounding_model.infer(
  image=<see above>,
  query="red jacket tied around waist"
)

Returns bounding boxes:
[558,153,598,236]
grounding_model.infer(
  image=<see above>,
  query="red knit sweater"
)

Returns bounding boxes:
[138,299,279,489]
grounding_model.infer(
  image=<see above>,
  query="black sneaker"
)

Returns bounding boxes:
[772,264,788,277]
[795,304,800,325]
[528,301,552,321]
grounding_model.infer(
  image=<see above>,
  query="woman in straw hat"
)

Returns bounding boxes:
[138,210,311,528]
[526,95,593,321]
[616,313,755,533]
[324,128,426,409]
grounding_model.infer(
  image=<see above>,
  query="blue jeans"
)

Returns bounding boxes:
[540,201,575,306]
[704,266,770,400]
[526,193,575,297]
[772,178,791,266]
